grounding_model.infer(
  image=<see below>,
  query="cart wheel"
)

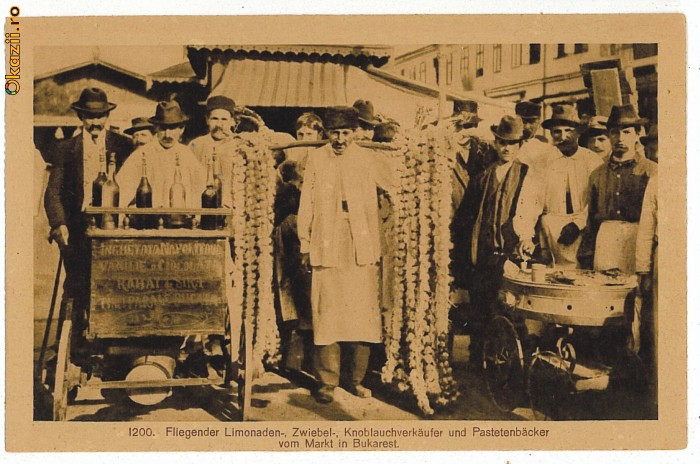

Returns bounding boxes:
[237,318,253,421]
[527,350,575,421]
[53,320,72,421]
[482,316,524,412]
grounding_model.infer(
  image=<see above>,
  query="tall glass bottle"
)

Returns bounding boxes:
[200,159,218,230]
[101,153,119,229]
[135,156,153,229]
[212,148,224,228]
[168,155,186,228]
[91,148,108,227]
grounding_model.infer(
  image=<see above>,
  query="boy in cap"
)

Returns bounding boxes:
[578,104,657,270]
[641,124,658,162]
[298,106,398,403]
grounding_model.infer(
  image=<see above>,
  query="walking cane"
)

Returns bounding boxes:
[36,252,63,381]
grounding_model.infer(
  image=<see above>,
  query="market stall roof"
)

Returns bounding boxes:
[146,61,201,89]
[207,57,513,131]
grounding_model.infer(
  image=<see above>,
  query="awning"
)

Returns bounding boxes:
[209,57,513,131]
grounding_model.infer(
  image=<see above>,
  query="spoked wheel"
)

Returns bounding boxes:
[52,320,73,421]
[236,317,253,421]
[526,348,576,421]
[482,316,525,412]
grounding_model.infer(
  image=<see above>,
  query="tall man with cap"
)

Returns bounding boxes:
[456,115,541,367]
[531,104,603,268]
[298,106,398,403]
[44,87,133,332]
[514,100,560,174]
[117,100,206,209]
[578,104,657,271]
[124,117,155,151]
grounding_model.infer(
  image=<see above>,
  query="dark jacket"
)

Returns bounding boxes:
[44,130,133,235]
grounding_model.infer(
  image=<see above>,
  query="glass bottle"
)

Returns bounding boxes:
[91,148,107,227]
[200,159,218,230]
[168,155,186,228]
[135,155,153,229]
[212,148,224,228]
[101,153,119,229]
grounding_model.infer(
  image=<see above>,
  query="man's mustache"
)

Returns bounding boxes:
[88,125,104,132]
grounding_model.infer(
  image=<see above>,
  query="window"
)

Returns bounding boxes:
[633,43,658,60]
[511,44,523,68]
[419,61,427,83]
[460,47,469,78]
[400,69,405,76]
[476,45,484,77]
[446,52,454,84]
[493,44,502,73]
[411,66,417,80]
[574,43,588,54]
[610,44,619,55]
[556,43,567,58]
[529,44,541,64]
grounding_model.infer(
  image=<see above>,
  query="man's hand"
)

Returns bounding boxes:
[558,222,581,246]
[301,253,312,274]
[637,272,653,294]
[49,225,69,250]
[517,240,536,259]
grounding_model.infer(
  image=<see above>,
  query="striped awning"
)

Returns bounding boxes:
[210,59,350,107]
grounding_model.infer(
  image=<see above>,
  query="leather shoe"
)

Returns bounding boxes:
[348,384,372,398]
[314,385,335,404]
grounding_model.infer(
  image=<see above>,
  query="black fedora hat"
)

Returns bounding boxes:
[148,100,189,126]
[542,104,582,130]
[353,100,379,126]
[71,87,117,114]
[124,117,154,135]
[606,104,648,129]
[491,115,525,141]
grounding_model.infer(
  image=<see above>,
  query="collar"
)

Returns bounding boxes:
[608,153,639,170]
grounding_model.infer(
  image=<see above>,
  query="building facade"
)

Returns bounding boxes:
[388,43,658,124]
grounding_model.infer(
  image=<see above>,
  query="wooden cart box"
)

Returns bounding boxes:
[87,229,229,338]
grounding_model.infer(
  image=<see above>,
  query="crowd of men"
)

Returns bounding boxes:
[42,86,658,407]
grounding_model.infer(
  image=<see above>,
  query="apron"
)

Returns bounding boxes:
[539,211,587,269]
[594,220,639,274]
[311,214,381,346]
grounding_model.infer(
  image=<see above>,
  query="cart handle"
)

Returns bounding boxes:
[84,207,233,216]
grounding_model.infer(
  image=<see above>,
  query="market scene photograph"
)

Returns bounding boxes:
[32,43,659,422]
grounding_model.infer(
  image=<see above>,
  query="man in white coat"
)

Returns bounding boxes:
[533,104,603,268]
[298,106,398,404]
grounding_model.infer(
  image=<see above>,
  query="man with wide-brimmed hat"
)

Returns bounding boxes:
[117,100,205,209]
[579,115,612,159]
[124,117,155,150]
[44,87,133,335]
[578,104,657,271]
[532,104,603,268]
[297,106,399,403]
[352,99,380,141]
[514,100,560,174]
[454,114,541,367]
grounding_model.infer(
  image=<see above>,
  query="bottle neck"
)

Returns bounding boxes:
[206,160,215,187]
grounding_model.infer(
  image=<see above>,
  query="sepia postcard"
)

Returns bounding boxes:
[3,12,687,453]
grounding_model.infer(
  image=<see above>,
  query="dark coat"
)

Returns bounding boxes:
[44,130,133,235]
